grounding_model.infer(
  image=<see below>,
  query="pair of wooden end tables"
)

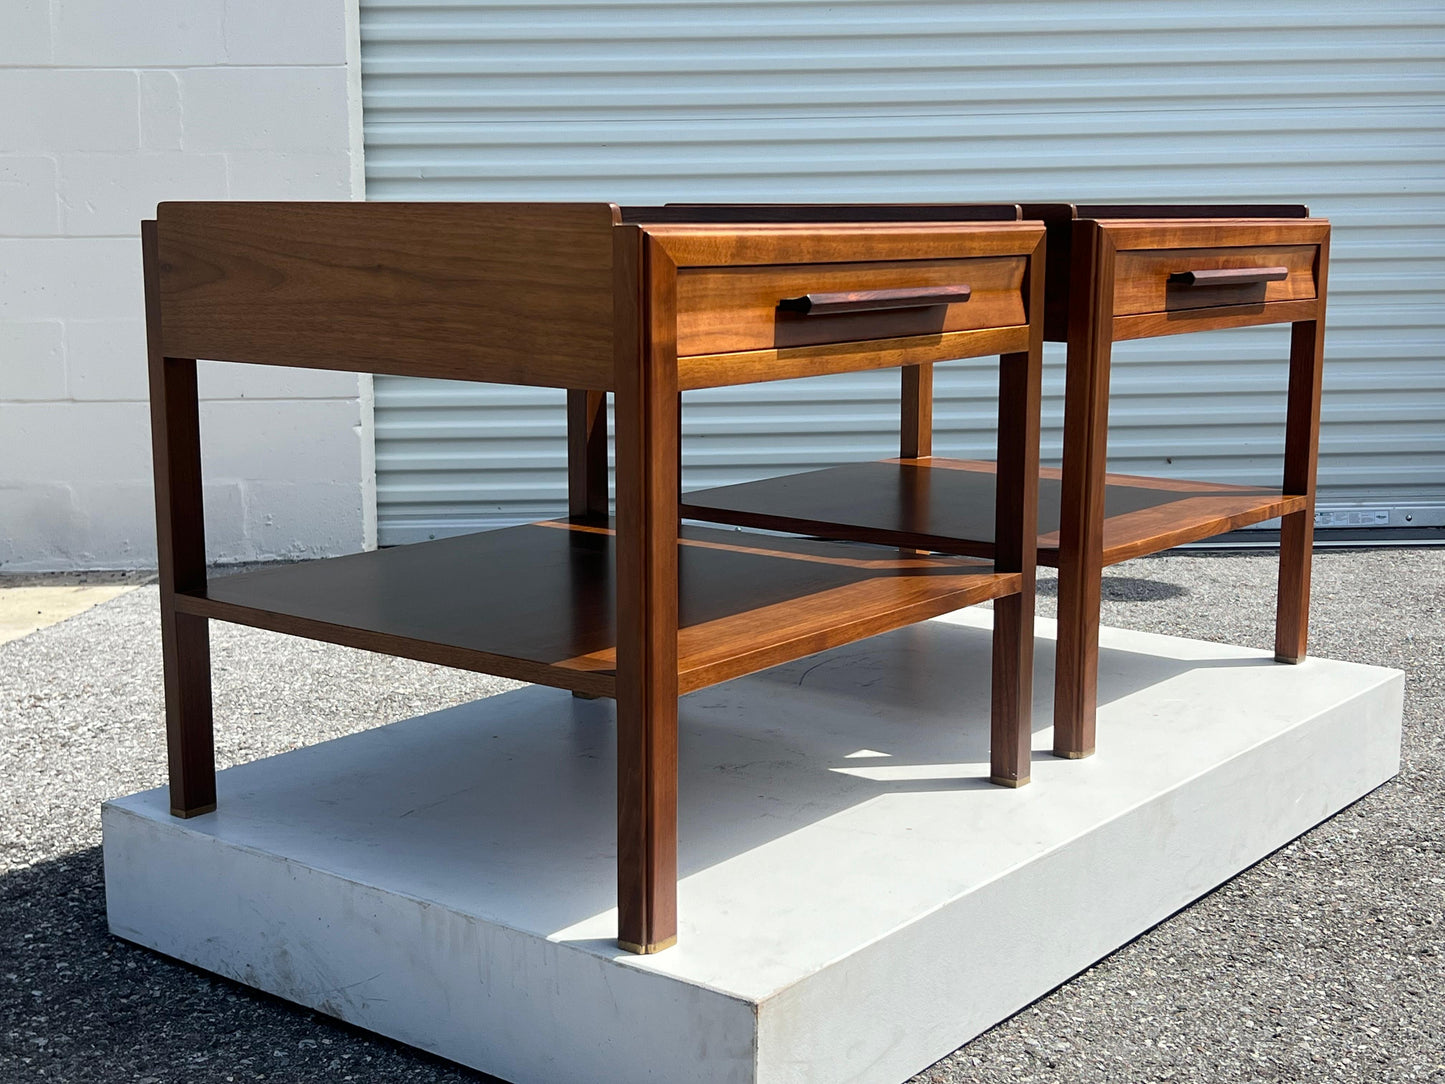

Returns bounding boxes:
[144,200,1329,953]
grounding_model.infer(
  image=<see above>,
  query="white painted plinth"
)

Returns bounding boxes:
[103,613,1403,1084]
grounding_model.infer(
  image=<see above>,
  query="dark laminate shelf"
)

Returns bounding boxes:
[177,518,1016,697]
[681,458,1309,568]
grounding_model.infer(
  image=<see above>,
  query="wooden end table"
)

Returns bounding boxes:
[680,202,1330,760]
[144,201,1046,953]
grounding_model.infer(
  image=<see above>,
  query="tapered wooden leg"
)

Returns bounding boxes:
[901,362,934,459]
[159,609,216,816]
[145,221,216,816]
[989,302,1042,784]
[566,389,609,520]
[612,231,679,954]
[1275,510,1313,663]
[150,354,215,817]
[990,594,1032,785]
[897,363,936,557]
[567,388,611,700]
[1275,318,1325,663]
[1053,221,1114,760]
[1053,540,1102,760]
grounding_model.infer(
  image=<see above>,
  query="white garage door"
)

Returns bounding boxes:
[360,1,1445,543]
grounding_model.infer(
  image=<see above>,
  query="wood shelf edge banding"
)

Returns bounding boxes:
[173,590,619,697]
[682,459,1305,570]
[177,520,1011,700]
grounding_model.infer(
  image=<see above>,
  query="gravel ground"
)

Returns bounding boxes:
[1,548,1441,1083]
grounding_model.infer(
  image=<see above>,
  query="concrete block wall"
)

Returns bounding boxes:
[0,0,373,571]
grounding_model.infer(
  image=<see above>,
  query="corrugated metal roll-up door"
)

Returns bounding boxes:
[360,2,1445,544]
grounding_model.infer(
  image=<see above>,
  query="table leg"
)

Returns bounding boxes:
[612,233,680,954]
[567,388,611,700]
[897,362,935,558]
[1054,221,1115,760]
[901,362,934,459]
[566,389,609,519]
[1275,318,1324,663]
[144,221,216,817]
[991,347,1041,786]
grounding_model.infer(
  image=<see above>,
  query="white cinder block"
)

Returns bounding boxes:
[58,152,228,237]
[180,68,353,154]
[223,0,347,65]
[202,480,247,562]
[198,399,364,484]
[0,0,52,65]
[224,151,357,201]
[197,360,363,401]
[51,0,225,67]
[0,156,60,236]
[0,70,140,152]
[66,319,148,401]
[0,238,141,321]
[0,478,263,570]
[2,1,365,570]
[0,321,67,401]
[239,480,369,558]
[0,484,85,569]
[0,401,151,485]
[77,482,163,567]
[56,481,162,569]
[140,72,184,152]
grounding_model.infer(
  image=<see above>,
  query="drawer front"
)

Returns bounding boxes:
[1113,244,1317,316]
[675,256,1027,357]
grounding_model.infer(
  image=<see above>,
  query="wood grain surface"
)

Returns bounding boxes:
[681,458,1303,567]
[900,363,934,459]
[676,256,1025,356]
[1113,245,1316,315]
[144,220,216,818]
[566,389,609,519]
[1017,205,1312,341]
[677,325,1030,389]
[1112,297,1321,341]
[156,201,619,388]
[644,221,1046,268]
[177,520,1012,696]
[1274,226,1331,663]
[1094,218,1331,252]
[987,237,1044,785]
[612,228,680,953]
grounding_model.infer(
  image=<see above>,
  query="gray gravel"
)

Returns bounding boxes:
[1,548,1441,1083]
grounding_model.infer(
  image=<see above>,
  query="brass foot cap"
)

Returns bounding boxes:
[988,775,1030,789]
[1274,654,1304,665]
[1053,749,1095,760]
[617,935,677,955]
[170,803,217,819]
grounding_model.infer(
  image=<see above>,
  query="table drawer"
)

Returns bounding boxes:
[1113,244,1317,316]
[675,255,1027,357]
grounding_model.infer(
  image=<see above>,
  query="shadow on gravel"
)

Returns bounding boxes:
[0,848,496,1084]
[1037,574,1190,602]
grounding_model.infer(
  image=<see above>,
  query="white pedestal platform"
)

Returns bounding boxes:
[103,613,1403,1084]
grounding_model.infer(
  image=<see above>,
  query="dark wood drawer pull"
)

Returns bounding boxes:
[778,284,972,315]
[1168,266,1290,287]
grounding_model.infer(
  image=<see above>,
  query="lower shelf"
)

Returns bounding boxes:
[680,457,1308,568]
[178,518,1015,697]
